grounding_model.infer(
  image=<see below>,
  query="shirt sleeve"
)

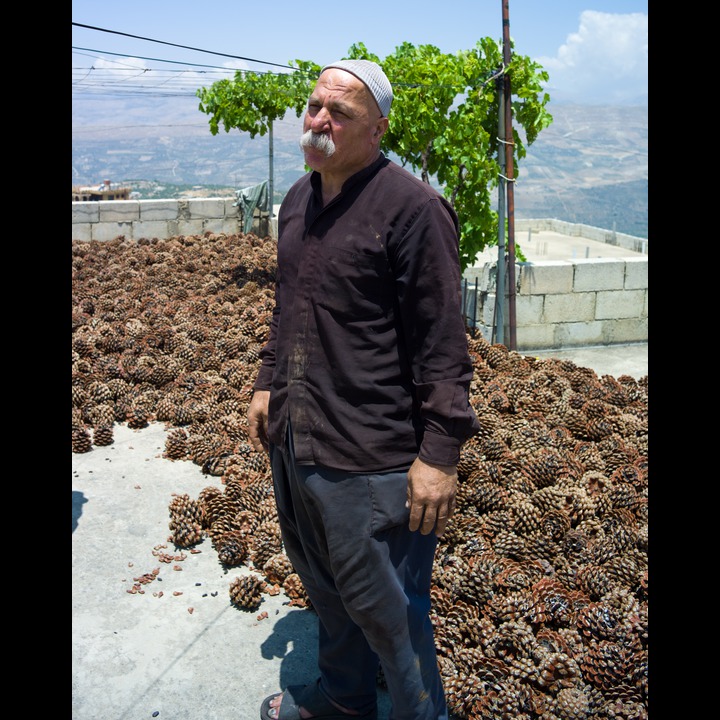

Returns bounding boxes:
[253,309,277,392]
[391,197,481,466]
[253,247,282,392]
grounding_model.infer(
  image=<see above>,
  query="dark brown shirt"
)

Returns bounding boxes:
[254,155,480,471]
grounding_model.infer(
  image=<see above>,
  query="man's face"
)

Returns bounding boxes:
[301,68,387,177]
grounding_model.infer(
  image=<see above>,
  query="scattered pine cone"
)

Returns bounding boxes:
[250,520,283,570]
[168,493,205,548]
[164,428,189,460]
[72,427,93,454]
[229,574,264,611]
[282,572,311,608]
[215,530,250,567]
[92,425,114,446]
[262,552,294,585]
[126,407,150,429]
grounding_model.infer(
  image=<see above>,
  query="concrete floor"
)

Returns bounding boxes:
[531,342,648,380]
[472,229,647,264]
[72,421,390,720]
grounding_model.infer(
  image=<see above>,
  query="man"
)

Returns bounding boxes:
[248,59,480,720]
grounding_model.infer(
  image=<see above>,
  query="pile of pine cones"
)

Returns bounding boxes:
[72,233,648,719]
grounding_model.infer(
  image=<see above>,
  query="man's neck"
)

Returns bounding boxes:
[318,153,382,206]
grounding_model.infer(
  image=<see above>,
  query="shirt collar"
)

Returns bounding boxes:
[310,153,388,202]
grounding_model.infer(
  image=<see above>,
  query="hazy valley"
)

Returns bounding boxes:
[72,96,647,238]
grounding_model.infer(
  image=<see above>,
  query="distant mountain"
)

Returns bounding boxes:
[72,96,647,238]
[512,104,648,238]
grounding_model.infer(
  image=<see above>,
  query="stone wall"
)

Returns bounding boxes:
[71,197,274,242]
[462,255,648,350]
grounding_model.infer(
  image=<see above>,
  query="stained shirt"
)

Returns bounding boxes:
[253,154,481,472]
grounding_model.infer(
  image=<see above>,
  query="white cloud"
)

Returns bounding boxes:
[537,11,648,105]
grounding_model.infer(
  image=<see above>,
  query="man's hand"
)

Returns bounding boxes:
[247,390,270,453]
[406,457,458,537]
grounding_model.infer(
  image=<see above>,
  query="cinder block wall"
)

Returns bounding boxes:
[71,197,275,242]
[72,200,647,352]
[462,255,648,350]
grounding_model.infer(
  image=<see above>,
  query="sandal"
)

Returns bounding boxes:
[260,679,376,720]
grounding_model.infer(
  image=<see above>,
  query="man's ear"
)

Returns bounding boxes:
[374,117,389,140]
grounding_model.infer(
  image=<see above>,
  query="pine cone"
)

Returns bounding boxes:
[233,509,259,536]
[255,494,279,523]
[126,407,150,429]
[113,397,132,423]
[155,395,180,422]
[244,451,270,475]
[229,574,264,611]
[169,520,204,548]
[92,425,114,446]
[282,573,311,608]
[169,493,204,525]
[262,552,294,585]
[492,529,527,560]
[87,380,113,404]
[456,440,483,479]
[106,378,131,400]
[235,476,272,513]
[250,520,283,570]
[216,531,250,567]
[550,685,592,719]
[71,407,84,432]
[580,639,631,691]
[88,402,116,428]
[164,428,189,460]
[203,493,240,530]
[167,494,204,548]
[207,517,238,544]
[72,427,93,454]
[173,403,194,425]
[202,453,231,477]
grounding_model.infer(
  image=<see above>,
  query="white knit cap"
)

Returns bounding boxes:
[321,59,393,117]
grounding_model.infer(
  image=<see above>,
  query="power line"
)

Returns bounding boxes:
[71,46,242,99]
[72,22,501,91]
[72,22,296,70]
[72,46,242,72]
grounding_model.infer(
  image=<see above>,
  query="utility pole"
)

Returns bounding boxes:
[495,77,506,346]
[501,0,517,350]
[268,119,275,221]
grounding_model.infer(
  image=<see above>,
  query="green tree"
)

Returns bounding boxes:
[196,43,551,270]
[197,59,321,137]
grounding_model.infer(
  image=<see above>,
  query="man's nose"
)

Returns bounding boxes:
[308,107,331,131]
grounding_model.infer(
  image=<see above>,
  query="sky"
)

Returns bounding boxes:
[71,1,648,108]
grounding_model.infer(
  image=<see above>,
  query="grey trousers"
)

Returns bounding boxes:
[270,433,448,720]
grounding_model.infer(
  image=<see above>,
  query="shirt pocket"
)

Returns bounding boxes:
[316,246,393,320]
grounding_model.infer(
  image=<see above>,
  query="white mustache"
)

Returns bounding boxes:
[299,130,336,157]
